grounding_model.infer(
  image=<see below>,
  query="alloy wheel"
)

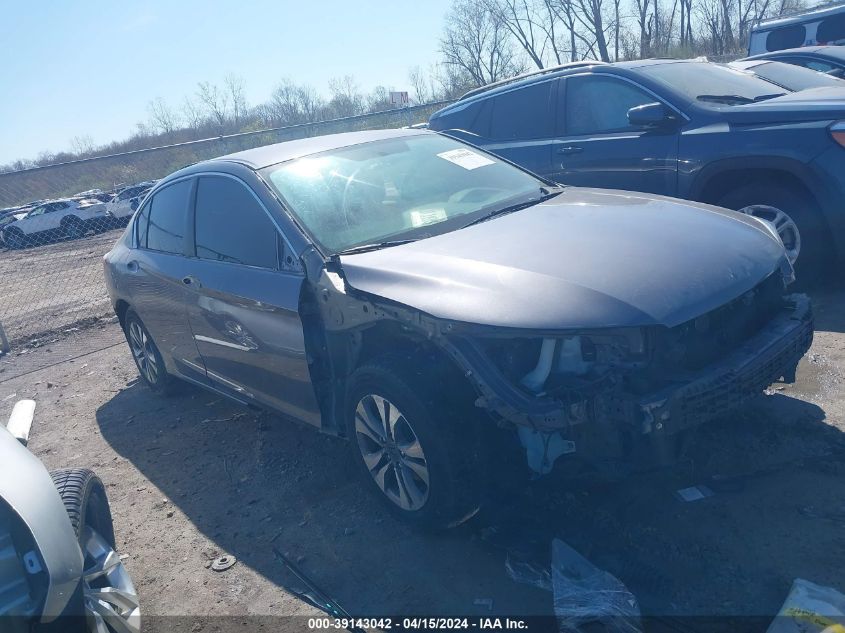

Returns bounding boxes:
[128,321,158,385]
[738,205,800,265]
[81,526,141,633]
[354,394,430,511]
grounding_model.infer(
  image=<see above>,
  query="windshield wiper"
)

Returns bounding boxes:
[697,92,786,105]
[461,187,563,229]
[335,239,418,256]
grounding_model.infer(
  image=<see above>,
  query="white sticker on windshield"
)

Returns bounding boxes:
[437,148,496,170]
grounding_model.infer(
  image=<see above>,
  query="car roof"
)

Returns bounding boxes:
[434,58,702,115]
[210,128,431,170]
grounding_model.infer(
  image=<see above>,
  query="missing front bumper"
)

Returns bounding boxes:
[637,293,813,435]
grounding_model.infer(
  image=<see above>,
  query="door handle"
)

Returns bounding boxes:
[126,260,139,273]
[182,275,201,288]
[557,146,583,155]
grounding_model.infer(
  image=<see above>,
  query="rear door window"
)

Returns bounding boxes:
[488,82,552,140]
[565,75,655,135]
[194,176,279,269]
[143,180,191,254]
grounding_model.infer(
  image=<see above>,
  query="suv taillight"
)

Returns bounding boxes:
[832,121,845,148]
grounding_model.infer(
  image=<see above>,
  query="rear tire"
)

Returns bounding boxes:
[50,469,140,633]
[3,228,26,249]
[345,357,483,529]
[123,308,182,395]
[63,216,86,240]
[718,183,830,286]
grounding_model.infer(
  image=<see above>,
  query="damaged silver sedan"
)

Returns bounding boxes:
[103,129,812,528]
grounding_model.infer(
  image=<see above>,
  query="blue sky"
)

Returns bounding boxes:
[0,0,453,165]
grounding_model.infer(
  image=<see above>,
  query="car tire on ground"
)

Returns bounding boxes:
[718,183,831,285]
[63,217,87,240]
[123,308,182,395]
[50,468,140,633]
[2,228,26,249]
[345,357,483,529]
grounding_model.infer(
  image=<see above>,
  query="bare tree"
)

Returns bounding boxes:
[408,66,431,103]
[441,0,525,86]
[195,81,230,129]
[147,97,180,134]
[327,75,364,118]
[224,74,248,126]
[182,96,204,130]
[573,0,612,61]
[366,85,394,112]
[481,0,551,68]
[69,135,96,156]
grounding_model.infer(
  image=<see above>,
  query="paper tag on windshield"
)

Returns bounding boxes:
[409,208,447,227]
[437,149,496,170]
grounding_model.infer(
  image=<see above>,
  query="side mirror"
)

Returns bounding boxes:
[628,102,676,128]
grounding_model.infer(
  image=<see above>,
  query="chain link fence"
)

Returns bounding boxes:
[0,101,453,381]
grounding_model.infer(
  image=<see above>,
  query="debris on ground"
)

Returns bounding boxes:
[675,485,715,502]
[505,551,552,592]
[210,554,237,572]
[551,539,641,633]
[767,578,845,633]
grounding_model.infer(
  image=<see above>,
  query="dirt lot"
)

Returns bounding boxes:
[0,286,843,632]
[0,228,122,344]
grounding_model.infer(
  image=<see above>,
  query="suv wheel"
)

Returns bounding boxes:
[345,358,482,529]
[63,216,86,240]
[718,183,830,284]
[50,468,140,633]
[124,308,181,394]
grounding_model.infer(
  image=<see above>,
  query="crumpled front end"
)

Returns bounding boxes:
[440,272,812,474]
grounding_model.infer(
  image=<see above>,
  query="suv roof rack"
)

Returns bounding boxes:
[459,60,607,101]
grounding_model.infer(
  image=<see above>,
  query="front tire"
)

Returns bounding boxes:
[345,358,482,529]
[63,217,86,240]
[123,308,181,395]
[718,183,830,285]
[50,469,140,633]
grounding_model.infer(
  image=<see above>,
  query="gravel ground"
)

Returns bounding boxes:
[0,285,843,631]
[0,228,122,344]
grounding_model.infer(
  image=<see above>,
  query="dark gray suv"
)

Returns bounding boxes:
[104,129,812,528]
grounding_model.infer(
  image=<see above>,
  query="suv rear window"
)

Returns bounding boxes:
[766,24,806,51]
[817,14,845,44]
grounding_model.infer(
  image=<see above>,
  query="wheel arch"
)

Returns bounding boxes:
[688,157,844,258]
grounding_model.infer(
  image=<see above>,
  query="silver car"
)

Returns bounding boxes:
[104,129,811,528]
[0,406,139,631]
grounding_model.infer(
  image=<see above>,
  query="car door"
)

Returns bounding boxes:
[551,74,681,195]
[123,178,208,384]
[465,81,557,178]
[183,173,321,426]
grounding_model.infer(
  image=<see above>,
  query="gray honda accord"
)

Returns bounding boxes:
[103,129,812,528]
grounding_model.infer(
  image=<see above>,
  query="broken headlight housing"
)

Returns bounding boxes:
[479,329,647,397]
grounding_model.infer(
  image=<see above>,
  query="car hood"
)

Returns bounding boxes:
[338,188,787,330]
[720,86,845,123]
